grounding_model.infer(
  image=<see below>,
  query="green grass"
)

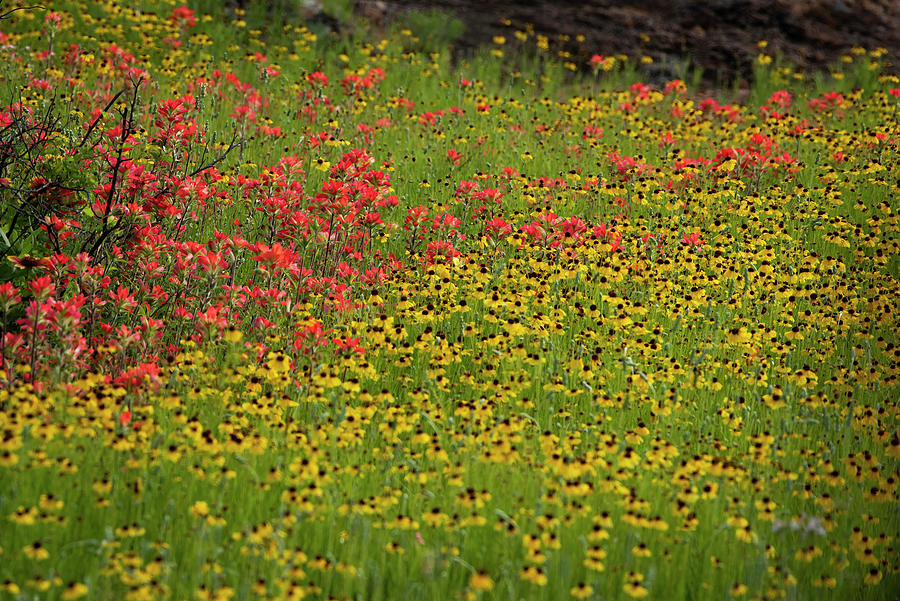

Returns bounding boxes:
[0,1,897,601]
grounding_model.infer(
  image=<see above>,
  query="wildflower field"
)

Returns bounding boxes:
[0,1,898,599]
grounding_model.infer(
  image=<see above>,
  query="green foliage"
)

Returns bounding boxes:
[398,8,465,54]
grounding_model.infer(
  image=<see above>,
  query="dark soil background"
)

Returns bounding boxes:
[353,0,900,88]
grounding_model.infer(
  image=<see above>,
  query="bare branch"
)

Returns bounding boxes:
[188,132,243,178]
[78,87,128,149]
[0,4,44,20]
[86,79,145,257]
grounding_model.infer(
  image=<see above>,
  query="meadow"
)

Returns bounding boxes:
[0,1,898,599]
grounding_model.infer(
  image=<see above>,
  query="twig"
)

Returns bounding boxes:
[77,87,128,149]
[0,4,44,21]
[86,78,144,257]
[188,132,242,178]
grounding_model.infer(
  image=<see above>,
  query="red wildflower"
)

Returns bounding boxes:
[332,336,364,356]
[681,232,705,248]
[27,276,56,300]
[485,217,512,239]
[170,6,196,28]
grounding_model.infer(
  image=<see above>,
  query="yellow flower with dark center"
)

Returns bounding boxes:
[624,581,649,598]
[23,541,49,560]
[9,506,38,525]
[520,565,547,585]
[633,542,652,557]
[469,570,493,592]
[864,568,882,585]
[729,583,747,596]
[814,575,837,588]
[726,327,751,344]
[61,582,89,600]
[570,582,593,599]
[38,494,63,511]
